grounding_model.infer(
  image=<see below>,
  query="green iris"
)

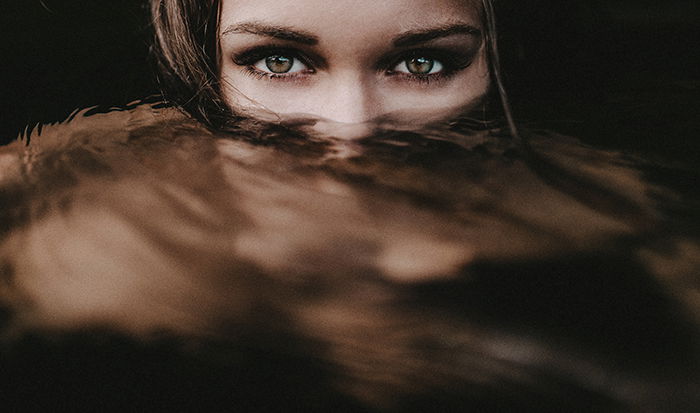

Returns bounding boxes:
[406,57,435,75]
[265,55,294,73]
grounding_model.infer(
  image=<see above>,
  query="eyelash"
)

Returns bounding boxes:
[232,46,472,85]
[243,68,307,83]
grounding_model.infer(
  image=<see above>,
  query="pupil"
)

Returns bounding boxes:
[265,56,293,73]
[407,57,434,75]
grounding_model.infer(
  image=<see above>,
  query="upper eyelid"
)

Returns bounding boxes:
[377,49,473,72]
[232,45,325,68]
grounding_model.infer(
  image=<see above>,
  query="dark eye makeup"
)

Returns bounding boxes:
[230,44,478,85]
[382,47,476,84]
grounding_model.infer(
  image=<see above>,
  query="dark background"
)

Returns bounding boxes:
[0,0,154,142]
[1,0,698,162]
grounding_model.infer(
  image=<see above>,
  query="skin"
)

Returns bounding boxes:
[219,0,490,124]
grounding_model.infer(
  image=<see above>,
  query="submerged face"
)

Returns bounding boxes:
[219,0,489,124]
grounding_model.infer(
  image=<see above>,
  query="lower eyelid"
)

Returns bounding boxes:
[243,66,313,83]
[389,72,448,81]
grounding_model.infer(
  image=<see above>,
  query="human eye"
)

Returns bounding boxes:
[252,54,309,75]
[386,49,474,84]
[393,57,444,76]
[232,46,315,81]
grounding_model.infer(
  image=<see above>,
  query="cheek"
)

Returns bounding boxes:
[379,53,491,114]
[451,51,491,107]
[218,56,315,113]
[220,69,324,115]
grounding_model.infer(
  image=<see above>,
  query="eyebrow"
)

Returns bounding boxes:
[392,24,482,47]
[220,22,481,48]
[221,22,319,45]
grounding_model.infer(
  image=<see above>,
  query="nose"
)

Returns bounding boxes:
[315,74,378,124]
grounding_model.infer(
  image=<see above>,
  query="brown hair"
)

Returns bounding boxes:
[151,0,517,135]
[151,0,230,127]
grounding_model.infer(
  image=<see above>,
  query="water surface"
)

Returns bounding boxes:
[0,103,698,411]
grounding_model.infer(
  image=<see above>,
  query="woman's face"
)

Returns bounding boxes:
[219,0,489,124]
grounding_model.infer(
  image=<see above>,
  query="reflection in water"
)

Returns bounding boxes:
[0,104,699,411]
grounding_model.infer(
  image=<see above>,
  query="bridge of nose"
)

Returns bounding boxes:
[312,69,381,124]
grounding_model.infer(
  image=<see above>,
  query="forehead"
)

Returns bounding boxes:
[220,0,484,34]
